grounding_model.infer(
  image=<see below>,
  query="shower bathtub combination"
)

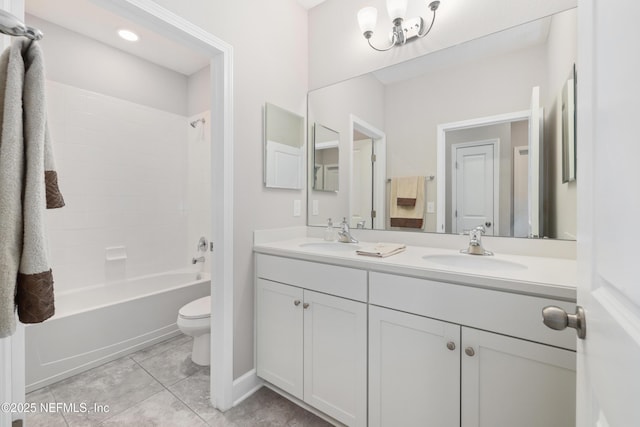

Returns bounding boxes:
[24,271,210,392]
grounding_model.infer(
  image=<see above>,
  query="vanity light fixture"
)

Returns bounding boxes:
[357,0,440,51]
[117,29,139,42]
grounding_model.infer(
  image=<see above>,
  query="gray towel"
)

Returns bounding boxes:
[0,39,64,338]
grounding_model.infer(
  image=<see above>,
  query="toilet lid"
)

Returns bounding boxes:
[179,296,211,319]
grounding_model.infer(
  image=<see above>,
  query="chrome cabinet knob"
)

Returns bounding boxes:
[542,305,586,339]
[303,302,310,309]
[465,347,475,357]
[293,300,301,306]
[446,341,456,351]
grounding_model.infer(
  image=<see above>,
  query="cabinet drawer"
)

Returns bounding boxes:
[256,254,367,302]
[370,272,576,350]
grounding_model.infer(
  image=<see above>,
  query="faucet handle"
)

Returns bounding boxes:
[473,225,486,234]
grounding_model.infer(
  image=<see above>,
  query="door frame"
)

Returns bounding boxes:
[2,0,236,415]
[450,139,500,235]
[350,115,386,230]
[436,109,529,233]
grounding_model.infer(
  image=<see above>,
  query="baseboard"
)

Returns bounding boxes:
[232,369,263,407]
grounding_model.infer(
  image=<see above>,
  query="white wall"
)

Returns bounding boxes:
[147,0,309,379]
[46,81,189,292]
[308,0,576,89]
[27,14,189,116]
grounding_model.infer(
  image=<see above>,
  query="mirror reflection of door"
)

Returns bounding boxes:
[352,132,374,229]
[451,141,498,236]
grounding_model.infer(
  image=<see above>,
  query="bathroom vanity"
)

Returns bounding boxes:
[254,233,577,427]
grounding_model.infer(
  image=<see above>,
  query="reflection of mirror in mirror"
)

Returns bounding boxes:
[264,103,304,190]
[313,123,340,192]
[307,8,577,240]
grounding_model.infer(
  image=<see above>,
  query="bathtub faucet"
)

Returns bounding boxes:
[192,256,205,264]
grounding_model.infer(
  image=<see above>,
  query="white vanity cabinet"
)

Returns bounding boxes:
[460,327,576,427]
[255,255,368,427]
[369,272,576,427]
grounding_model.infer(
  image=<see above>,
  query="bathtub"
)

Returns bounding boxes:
[25,271,210,392]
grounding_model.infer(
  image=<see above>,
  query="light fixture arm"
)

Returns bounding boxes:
[417,0,439,38]
[359,0,440,51]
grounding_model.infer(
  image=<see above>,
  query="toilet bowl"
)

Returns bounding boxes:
[177,295,211,366]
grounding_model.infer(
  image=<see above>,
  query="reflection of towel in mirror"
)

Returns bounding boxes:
[395,176,418,206]
[0,39,65,338]
[390,176,424,229]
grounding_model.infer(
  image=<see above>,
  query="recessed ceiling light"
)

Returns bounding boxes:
[118,29,139,42]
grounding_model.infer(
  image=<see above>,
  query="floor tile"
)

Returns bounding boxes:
[136,340,206,386]
[168,367,218,421]
[25,386,68,427]
[130,334,191,364]
[100,390,207,426]
[47,356,164,426]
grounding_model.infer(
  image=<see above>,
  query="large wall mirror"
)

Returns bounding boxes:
[307,7,577,240]
[264,102,304,189]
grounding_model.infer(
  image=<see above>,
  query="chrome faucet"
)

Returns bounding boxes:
[461,225,493,256]
[338,217,359,244]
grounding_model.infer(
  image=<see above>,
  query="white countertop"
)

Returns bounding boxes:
[253,236,577,301]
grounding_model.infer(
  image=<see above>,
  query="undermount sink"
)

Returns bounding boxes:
[422,254,527,271]
[299,242,361,252]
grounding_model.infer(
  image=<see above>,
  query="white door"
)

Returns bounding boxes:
[369,306,460,427]
[453,142,496,235]
[255,279,304,399]
[575,1,640,425]
[461,328,576,427]
[303,290,367,427]
[528,86,542,238]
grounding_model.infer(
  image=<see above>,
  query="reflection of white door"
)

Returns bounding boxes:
[575,1,640,425]
[352,138,373,228]
[452,141,497,235]
[513,147,529,237]
[528,86,542,237]
[323,164,339,191]
[265,140,303,189]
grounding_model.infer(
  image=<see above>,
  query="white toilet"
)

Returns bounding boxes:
[177,296,211,366]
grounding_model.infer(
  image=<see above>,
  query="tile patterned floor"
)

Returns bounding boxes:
[26,335,332,426]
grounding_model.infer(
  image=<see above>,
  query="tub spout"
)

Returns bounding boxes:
[192,256,205,264]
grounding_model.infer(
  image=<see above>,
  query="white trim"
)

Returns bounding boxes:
[349,115,387,230]
[437,109,529,234]
[232,369,263,406]
[450,139,500,235]
[88,0,235,411]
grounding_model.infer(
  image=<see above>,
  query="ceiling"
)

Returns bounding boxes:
[26,0,210,76]
[297,0,327,9]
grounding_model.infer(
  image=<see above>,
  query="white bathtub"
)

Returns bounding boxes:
[25,271,210,392]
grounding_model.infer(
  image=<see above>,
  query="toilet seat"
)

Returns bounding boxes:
[179,296,211,320]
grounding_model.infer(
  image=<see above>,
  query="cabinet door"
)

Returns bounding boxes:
[256,279,304,399]
[461,327,576,427]
[369,306,460,427]
[303,290,367,427]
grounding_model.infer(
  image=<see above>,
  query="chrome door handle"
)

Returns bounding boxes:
[542,305,586,339]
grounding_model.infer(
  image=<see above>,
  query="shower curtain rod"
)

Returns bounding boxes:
[0,9,43,40]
